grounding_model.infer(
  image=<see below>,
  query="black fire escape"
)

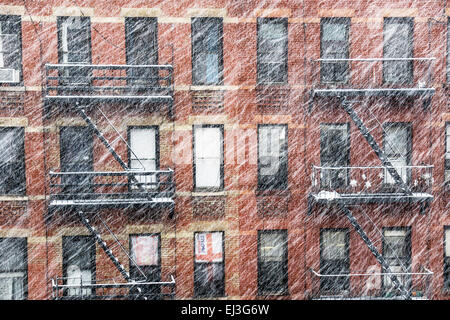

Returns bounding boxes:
[307,57,435,299]
[44,63,176,299]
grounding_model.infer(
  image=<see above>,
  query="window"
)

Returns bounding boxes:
[125,17,158,86]
[444,227,450,289]
[383,123,411,185]
[320,18,350,83]
[193,125,223,190]
[0,238,27,300]
[382,228,411,293]
[128,126,159,189]
[194,231,225,297]
[0,15,22,83]
[445,123,450,183]
[0,127,25,195]
[57,16,91,84]
[257,18,288,84]
[447,18,450,83]
[383,18,413,84]
[130,234,161,299]
[320,123,350,188]
[191,17,223,85]
[320,229,349,293]
[258,230,288,295]
[62,236,95,297]
[258,124,288,190]
[60,126,93,193]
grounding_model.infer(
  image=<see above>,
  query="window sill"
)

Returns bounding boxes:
[192,190,227,197]
[190,85,224,91]
[0,195,28,201]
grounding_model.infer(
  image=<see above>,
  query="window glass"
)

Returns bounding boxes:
[129,127,158,188]
[0,15,21,82]
[0,237,27,300]
[383,123,411,184]
[0,127,25,195]
[258,125,287,189]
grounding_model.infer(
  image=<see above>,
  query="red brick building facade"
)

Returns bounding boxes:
[0,0,448,300]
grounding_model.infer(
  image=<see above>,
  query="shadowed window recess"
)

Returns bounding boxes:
[191,17,223,85]
[194,231,225,297]
[320,17,350,83]
[383,17,413,84]
[0,127,25,195]
[0,237,27,300]
[0,15,22,83]
[258,230,288,295]
[125,17,159,86]
[445,123,450,184]
[130,234,161,299]
[57,16,91,85]
[62,236,95,297]
[258,124,288,190]
[320,229,349,293]
[59,126,93,193]
[257,18,288,84]
[320,123,350,189]
[444,227,450,289]
[193,125,224,190]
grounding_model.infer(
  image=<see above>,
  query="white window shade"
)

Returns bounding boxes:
[195,126,222,188]
[195,232,223,263]
[322,230,347,260]
[129,127,157,188]
[445,229,450,258]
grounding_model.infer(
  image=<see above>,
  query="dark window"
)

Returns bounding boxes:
[258,230,288,295]
[320,229,349,293]
[444,227,450,289]
[0,15,22,83]
[320,17,350,83]
[320,123,350,188]
[445,122,450,183]
[129,234,161,299]
[382,228,411,293]
[447,18,450,83]
[191,17,223,85]
[194,231,225,297]
[383,123,412,185]
[125,17,158,86]
[258,124,288,190]
[128,126,159,189]
[193,125,224,190]
[57,16,91,84]
[0,238,27,300]
[60,126,93,193]
[257,18,288,84]
[383,18,413,84]
[0,127,25,195]
[62,236,95,297]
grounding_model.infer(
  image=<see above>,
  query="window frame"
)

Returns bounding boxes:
[127,126,160,190]
[382,122,412,185]
[320,17,350,84]
[192,124,224,191]
[0,237,28,300]
[191,17,224,86]
[381,226,412,293]
[129,233,162,299]
[447,17,450,83]
[193,231,225,298]
[0,127,26,195]
[445,122,450,184]
[257,229,289,296]
[256,17,288,85]
[382,17,414,84]
[444,226,450,290]
[57,16,92,65]
[319,228,350,294]
[257,124,288,190]
[0,15,23,85]
[62,235,96,297]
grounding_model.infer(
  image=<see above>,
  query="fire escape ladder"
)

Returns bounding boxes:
[339,98,413,196]
[78,210,147,283]
[337,202,411,299]
[76,106,146,192]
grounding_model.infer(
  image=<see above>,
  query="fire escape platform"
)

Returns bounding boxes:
[312,87,435,98]
[309,191,433,205]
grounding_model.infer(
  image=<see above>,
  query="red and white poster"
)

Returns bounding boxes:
[195,232,223,263]
[131,235,159,266]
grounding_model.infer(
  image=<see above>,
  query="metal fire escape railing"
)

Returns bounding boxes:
[309,57,436,300]
[45,63,176,299]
